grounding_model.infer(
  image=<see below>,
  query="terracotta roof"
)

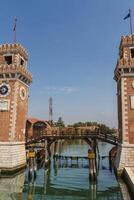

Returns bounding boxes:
[27,118,52,130]
[27,117,47,124]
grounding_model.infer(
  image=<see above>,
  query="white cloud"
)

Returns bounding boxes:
[43,86,79,94]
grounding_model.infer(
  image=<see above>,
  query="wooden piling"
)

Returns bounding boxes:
[28,149,37,182]
[88,149,97,182]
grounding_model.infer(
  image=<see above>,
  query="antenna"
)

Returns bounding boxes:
[49,97,53,124]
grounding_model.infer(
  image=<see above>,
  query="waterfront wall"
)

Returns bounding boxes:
[122,167,134,199]
[115,144,134,172]
[0,142,26,170]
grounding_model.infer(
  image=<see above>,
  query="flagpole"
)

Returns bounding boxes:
[13,18,17,43]
[129,9,133,35]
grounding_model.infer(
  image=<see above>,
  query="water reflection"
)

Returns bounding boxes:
[0,171,25,200]
[0,141,123,200]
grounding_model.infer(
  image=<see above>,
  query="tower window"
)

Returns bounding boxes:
[124,68,129,73]
[20,58,24,66]
[120,50,123,58]
[131,48,134,58]
[5,56,12,65]
[131,68,134,73]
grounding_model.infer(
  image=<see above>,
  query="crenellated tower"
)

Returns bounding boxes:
[114,35,134,171]
[0,43,32,172]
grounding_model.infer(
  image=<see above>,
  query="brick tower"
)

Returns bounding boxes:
[114,35,134,172]
[0,44,32,172]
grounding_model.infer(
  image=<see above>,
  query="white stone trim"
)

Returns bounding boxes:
[0,78,30,88]
[0,143,26,168]
[0,99,10,111]
[121,78,129,143]
[0,141,25,145]
[125,121,128,124]
[9,81,19,140]
[115,145,134,170]
[124,116,128,119]
[0,83,11,97]
[118,143,134,147]
[19,86,27,100]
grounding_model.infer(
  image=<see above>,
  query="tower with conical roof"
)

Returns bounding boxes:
[0,43,32,172]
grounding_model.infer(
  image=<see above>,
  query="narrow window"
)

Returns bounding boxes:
[120,50,123,58]
[124,68,129,73]
[5,74,10,78]
[20,58,24,65]
[131,48,134,58]
[11,73,15,78]
[131,68,134,73]
[5,56,12,65]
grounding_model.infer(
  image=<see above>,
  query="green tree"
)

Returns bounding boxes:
[97,123,116,135]
[67,121,116,135]
[55,117,65,127]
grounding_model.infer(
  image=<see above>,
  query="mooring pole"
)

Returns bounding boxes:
[28,149,36,182]
[93,139,98,175]
[89,183,97,200]
[45,140,51,167]
[88,150,96,181]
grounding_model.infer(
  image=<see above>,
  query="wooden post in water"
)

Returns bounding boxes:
[45,140,51,167]
[109,150,112,171]
[88,148,97,182]
[93,139,97,166]
[28,149,37,182]
[89,183,97,200]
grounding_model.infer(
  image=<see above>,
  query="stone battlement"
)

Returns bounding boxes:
[120,35,134,49]
[117,58,134,67]
[0,43,28,60]
[0,64,32,82]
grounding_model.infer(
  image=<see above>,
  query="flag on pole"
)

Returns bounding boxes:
[13,18,17,31]
[124,13,130,20]
[13,18,17,43]
[123,9,133,34]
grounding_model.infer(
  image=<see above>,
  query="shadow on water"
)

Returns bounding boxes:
[0,141,123,200]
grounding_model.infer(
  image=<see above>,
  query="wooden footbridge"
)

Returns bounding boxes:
[26,130,118,161]
[26,130,118,146]
[26,129,118,182]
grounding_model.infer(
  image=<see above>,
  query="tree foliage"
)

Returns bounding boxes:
[55,117,65,127]
[67,121,116,135]
[97,123,116,135]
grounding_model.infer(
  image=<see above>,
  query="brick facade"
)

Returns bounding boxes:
[0,44,32,171]
[114,35,134,171]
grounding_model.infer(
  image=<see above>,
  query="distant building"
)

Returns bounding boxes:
[26,118,52,138]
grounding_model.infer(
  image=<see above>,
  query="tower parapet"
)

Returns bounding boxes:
[114,35,134,81]
[0,43,28,60]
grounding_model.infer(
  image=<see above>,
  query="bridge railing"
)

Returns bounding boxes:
[26,128,118,144]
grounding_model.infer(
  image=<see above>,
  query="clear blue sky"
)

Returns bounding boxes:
[0,0,134,127]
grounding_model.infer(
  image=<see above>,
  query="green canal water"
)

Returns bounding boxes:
[0,140,123,200]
